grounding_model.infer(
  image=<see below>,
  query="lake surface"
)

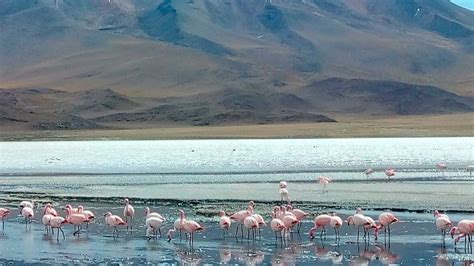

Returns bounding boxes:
[0,138,473,179]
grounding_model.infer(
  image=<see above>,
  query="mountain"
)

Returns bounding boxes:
[0,0,473,130]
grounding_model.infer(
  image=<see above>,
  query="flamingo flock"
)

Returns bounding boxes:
[0,180,472,253]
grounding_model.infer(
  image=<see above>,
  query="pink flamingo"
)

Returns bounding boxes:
[243,215,259,240]
[252,213,266,238]
[0,208,10,233]
[77,205,95,229]
[347,208,375,242]
[436,163,447,172]
[385,168,395,180]
[182,214,204,246]
[330,213,343,240]
[173,209,187,240]
[309,214,332,239]
[43,203,58,216]
[21,206,34,226]
[278,206,299,235]
[230,201,254,238]
[450,220,474,247]
[279,188,291,204]
[49,216,67,241]
[144,207,165,221]
[104,212,127,238]
[19,200,35,210]
[123,198,135,232]
[317,176,331,193]
[434,210,452,243]
[364,168,375,178]
[375,212,399,240]
[287,205,309,233]
[145,216,165,239]
[64,206,90,236]
[270,213,286,243]
[219,210,231,237]
[42,213,54,234]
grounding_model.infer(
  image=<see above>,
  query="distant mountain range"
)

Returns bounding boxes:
[1,0,473,130]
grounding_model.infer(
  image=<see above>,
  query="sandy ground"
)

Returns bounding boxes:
[0,114,473,140]
[0,203,473,264]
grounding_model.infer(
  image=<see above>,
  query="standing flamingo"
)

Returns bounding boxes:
[317,176,331,193]
[434,210,452,243]
[183,217,204,246]
[21,206,34,226]
[279,187,291,205]
[104,212,127,238]
[278,206,299,235]
[467,165,474,177]
[144,207,165,220]
[309,214,332,239]
[364,168,375,178]
[145,216,165,239]
[287,205,309,233]
[347,208,375,242]
[64,206,90,236]
[49,216,67,241]
[77,205,95,229]
[270,213,286,244]
[385,168,395,180]
[230,201,254,238]
[375,212,399,240]
[243,215,259,240]
[43,203,58,216]
[42,213,54,234]
[219,210,232,237]
[173,209,187,240]
[330,213,343,241]
[436,163,447,173]
[123,198,135,232]
[0,208,10,233]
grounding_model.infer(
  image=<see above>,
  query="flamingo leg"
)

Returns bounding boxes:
[357,226,360,242]
[235,224,239,238]
[130,216,133,232]
[2,218,4,233]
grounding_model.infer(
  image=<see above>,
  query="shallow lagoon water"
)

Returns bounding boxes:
[0,138,473,264]
[0,205,473,265]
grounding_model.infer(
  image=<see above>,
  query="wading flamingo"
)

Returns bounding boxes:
[309,214,332,239]
[385,168,395,180]
[347,208,375,242]
[123,198,135,232]
[230,201,254,238]
[145,216,165,239]
[0,208,10,233]
[43,203,58,216]
[64,206,90,236]
[49,216,67,241]
[287,205,309,233]
[364,168,375,178]
[436,163,447,173]
[183,217,204,246]
[330,213,343,241]
[21,206,34,226]
[144,207,165,221]
[243,215,259,240]
[434,210,452,243]
[77,205,95,229]
[252,213,266,237]
[278,206,299,235]
[270,210,286,243]
[375,212,399,240]
[42,213,54,234]
[317,176,331,193]
[279,188,291,205]
[467,165,474,177]
[219,210,231,237]
[173,209,187,240]
[104,212,127,238]
[450,220,474,247]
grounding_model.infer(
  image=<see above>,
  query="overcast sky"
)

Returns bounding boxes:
[451,0,474,10]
